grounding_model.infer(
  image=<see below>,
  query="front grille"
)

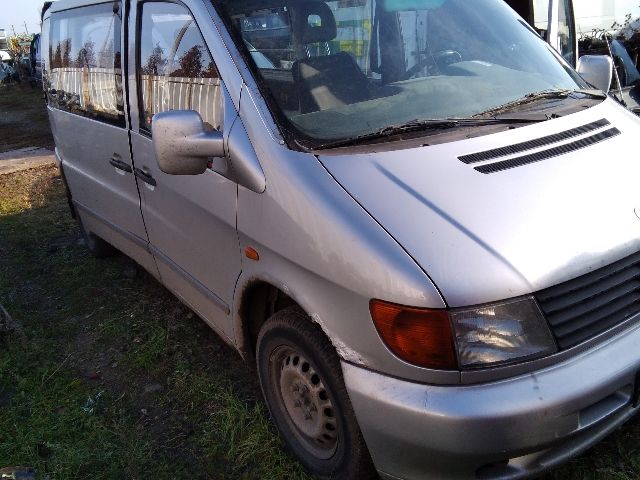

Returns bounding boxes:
[535,251,640,349]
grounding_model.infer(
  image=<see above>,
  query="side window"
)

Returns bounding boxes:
[557,0,577,65]
[47,3,124,126]
[138,2,222,132]
[532,0,550,39]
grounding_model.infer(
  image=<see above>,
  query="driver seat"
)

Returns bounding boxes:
[290,1,371,113]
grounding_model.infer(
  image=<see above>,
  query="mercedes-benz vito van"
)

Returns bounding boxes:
[43,0,640,478]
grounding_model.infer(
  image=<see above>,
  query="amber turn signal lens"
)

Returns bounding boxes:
[244,246,260,261]
[369,300,457,370]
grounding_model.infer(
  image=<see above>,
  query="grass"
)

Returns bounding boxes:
[0,165,309,479]
[0,89,638,480]
[0,84,54,152]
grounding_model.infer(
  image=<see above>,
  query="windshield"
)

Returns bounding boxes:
[217,0,588,147]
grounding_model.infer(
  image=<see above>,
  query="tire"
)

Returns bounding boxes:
[75,207,116,258]
[256,306,377,480]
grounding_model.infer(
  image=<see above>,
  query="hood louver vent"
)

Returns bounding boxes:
[459,119,619,174]
[475,128,620,174]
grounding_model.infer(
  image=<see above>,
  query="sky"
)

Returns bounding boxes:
[1,0,51,36]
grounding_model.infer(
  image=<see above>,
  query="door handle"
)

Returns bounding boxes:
[109,154,133,173]
[134,167,157,187]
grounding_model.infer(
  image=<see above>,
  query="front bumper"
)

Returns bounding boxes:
[342,320,640,480]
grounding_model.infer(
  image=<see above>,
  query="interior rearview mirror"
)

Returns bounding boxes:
[151,110,225,175]
[577,55,613,94]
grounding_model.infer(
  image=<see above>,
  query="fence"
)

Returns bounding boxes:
[141,74,222,128]
[49,67,122,115]
[49,67,222,128]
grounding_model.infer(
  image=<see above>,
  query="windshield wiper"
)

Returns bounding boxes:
[475,89,607,117]
[313,116,550,150]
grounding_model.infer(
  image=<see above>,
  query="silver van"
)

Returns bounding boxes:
[42,0,640,478]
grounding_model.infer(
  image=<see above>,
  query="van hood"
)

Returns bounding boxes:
[318,100,640,307]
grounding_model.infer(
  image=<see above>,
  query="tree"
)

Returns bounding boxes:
[170,45,204,77]
[75,41,96,68]
[7,33,33,58]
[203,61,218,78]
[51,43,62,69]
[61,38,72,67]
[142,44,167,75]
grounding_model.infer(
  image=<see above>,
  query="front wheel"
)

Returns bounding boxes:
[256,307,377,480]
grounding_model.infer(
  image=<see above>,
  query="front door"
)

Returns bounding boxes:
[552,0,578,66]
[128,0,240,340]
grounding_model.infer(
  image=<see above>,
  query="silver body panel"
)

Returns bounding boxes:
[319,100,640,307]
[48,109,159,276]
[344,318,640,480]
[44,0,640,478]
[130,129,239,339]
[234,84,452,383]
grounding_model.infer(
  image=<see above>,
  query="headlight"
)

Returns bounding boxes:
[370,296,557,370]
[450,297,557,369]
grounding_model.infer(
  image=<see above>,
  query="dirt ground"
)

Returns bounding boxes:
[0,86,638,480]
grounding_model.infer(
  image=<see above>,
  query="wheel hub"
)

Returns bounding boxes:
[275,348,338,458]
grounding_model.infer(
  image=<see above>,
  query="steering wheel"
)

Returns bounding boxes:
[402,50,462,80]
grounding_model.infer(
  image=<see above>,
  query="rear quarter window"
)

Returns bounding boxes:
[46,2,125,126]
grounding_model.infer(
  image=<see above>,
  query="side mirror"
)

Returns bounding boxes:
[577,55,613,94]
[151,110,225,175]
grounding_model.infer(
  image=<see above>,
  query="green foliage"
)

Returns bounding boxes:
[8,33,34,57]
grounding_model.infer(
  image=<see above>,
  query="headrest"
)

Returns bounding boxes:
[290,1,337,44]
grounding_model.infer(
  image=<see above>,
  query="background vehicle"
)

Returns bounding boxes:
[506,0,640,113]
[29,33,42,83]
[0,29,8,50]
[0,49,17,84]
[574,0,640,113]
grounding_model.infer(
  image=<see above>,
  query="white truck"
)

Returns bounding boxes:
[509,0,640,113]
[0,29,8,50]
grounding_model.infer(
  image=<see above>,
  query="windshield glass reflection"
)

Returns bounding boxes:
[219,0,588,145]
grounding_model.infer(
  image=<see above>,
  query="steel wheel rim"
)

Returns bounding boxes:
[270,345,338,459]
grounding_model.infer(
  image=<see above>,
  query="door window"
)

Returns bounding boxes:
[532,0,550,39]
[138,2,222,132]
[557,0,577,65]
[47,2,124,125]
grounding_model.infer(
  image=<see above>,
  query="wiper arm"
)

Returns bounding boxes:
[377,119,462,134]
[475,89,607,117]
[313,116,549,150]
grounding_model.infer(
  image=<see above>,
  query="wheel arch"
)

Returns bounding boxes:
[234,276,340,362]
[235,278,297,360]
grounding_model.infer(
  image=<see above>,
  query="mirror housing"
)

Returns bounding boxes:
[577,55,613,94]
[151,110,225,175]
[227,116,266,193]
